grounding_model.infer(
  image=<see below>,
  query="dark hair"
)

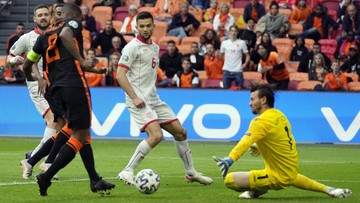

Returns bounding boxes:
[167,40,176,45]
[246,17,257,24]
[250,83,275,108]
[313,42,321,47]
[269,1,279,9]
[181,56,191,63]
[55,3,64,10]
[86,48,96,54]
[229,25,238,32]
[34,4,49,14]
[137,11,154,23]
[63,3,82,18]
[17,22,25,27]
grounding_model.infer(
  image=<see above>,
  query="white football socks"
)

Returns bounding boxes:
[31,127,56,157]
[175,140,196,176]
[125,140,152,172]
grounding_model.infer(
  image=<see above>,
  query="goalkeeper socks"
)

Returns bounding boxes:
[44,126,71,164]
[174,140,196,176]
[292,174,327,193]
[31,126,57,157]
[42,137,82,181]
[80,144,101,181]
[27,136,55,166]
[125,140,152,171]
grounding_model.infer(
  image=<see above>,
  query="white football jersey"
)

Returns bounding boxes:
[118,36,161,106]
[9,28,43,77]
[220,39,248,72]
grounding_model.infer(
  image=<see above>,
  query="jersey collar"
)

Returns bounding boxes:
[137,35,152,45]
[34,26,41,34]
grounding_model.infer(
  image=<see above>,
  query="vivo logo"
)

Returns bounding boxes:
[90,103,359,142]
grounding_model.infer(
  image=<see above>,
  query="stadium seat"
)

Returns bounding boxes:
[84,0,98,10]
[123,35,135,43]
[318,39,337,60]
[181,36,200,46]
[288,23,303,35]
[279,8,291,18]
[151,36,158,44]
[205,79,222,88]
[348,81,360,91]
[233,0,248,8]
[92,6,113,30]
[138,6,156,17]
[321,0,340,12]
[230,8,244,22]
[272,38,294,62]
[288,72,308,90]
[344,72,359,82]
[243,72,264,89]
[159,44,167,57]
[297,80,322,91]
[177,44,191,55]
[197,70,208,87]
[153,21,168,43]
[158,36,180,46]
[285,61,299,73]
[189,9,203,22]
[113,7,128,22]
[192,22,214,37]
[112,20,123,32]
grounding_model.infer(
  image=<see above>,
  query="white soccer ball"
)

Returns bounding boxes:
[135,169,160,194]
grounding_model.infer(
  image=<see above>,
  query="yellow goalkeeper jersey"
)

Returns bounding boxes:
[229,108,299,182]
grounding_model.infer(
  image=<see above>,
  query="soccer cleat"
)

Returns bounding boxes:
[39,162,59,180]
[239,190,268,199]
[185,172,213,185]
[25,151,32,159]
[118,169,135,185]
[35,173,52,196]
[90,178,115,196]
[20,159,33,179]
[328,188,352,198]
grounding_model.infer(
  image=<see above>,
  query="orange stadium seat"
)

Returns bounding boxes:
[158,36,180,46]
[205,79,222,88]
[92,6,113,30]
[138,6,156,17]
[233,0,248,8]
[123,35,135,43]
[344,72,359,82]
[348,81,360,91]
[124,0,141,7]
[197,70,208,87]
[297,80,322,91]
[181,36,200,46]
[153,21,168,43]
[279,8,291,18]
[285,61,300,73]
[84,0,98,10]
[113,7,128,21]
[288,23,303,35]
[177,44,191,55]
[192,22,214,37]
[272,38,294,62]
[288,72,308,90]
[112,20,123,32]
[243,72,264,89]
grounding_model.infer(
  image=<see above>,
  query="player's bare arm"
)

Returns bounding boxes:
[59,26,94,69]
[116,67,145,108]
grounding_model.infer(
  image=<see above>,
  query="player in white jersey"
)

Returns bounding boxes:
[116,11,213,186]
[220,25,250,89]
[6,5,57,158]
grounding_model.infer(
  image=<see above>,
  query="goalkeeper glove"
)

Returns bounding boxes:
[213,156,234,178]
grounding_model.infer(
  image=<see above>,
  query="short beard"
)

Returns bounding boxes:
[37,24,49,30]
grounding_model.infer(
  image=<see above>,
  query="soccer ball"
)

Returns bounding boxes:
[135,169,160,194]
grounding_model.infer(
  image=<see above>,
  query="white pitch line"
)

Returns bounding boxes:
[1,176,359,187]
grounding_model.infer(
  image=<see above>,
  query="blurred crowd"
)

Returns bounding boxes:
[1,0,360,91]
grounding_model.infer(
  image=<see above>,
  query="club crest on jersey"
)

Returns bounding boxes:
[121,55,129,62]
[68,20,78,29]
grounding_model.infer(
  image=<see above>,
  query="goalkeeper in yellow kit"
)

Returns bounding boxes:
[213,83,352,199]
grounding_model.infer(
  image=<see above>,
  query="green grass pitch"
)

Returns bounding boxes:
[0,137,358,203]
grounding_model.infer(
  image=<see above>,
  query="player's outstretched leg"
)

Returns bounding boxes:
[239,190,268,199]
[35,173,52,196]
[20,159,33,179]
[118,169,136,185]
